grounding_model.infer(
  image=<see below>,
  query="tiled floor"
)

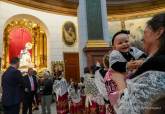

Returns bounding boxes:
[33,103,57,114]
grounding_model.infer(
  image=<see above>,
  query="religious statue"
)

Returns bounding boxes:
[19,42,33,68]
[63,21,76,46]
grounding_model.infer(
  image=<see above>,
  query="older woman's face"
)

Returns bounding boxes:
[143,26,157,53]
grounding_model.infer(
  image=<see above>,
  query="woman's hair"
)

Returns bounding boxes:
[111,30,130,45]
[43,71,49,78]
[145,94,165,114]
[10,57,20,64]
[147,13,165,54]
[103,54,109,68]
[73,83,79,94]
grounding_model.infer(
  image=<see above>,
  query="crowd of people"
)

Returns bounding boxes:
[1,13,165,114]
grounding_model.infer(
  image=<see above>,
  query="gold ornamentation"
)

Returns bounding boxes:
[3,19,47,70]
[51,61,64,78]
[86,40,109,48]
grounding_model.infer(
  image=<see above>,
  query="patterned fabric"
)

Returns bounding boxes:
[98,104,106,114]
[81,95,86,110]
[104,69,118,105]
[109,47,144,68]
[53,78,68,97]
[84,77,99,97]
[115,71,165,114]
[104,70,117,114]
[104,69,117,95]
[84,75,105,107]
[70,101,82,114]
[56,93,69,114]
[78,82,85,96]
[68,87,81,103]
[95,70,108,100]
[106,104,116,114]
[85,101,97,114]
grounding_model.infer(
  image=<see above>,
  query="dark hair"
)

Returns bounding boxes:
[84,67,90,74]
[90,65,100,75]
[10,57,19,64]
[80,77,84,83]
[145,95,165,114]
[147,13,165,54]
[103,54,109,68]
[112,30,130,45]
[73,83,79,94]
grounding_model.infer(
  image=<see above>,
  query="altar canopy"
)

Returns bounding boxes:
[9,27,32,62]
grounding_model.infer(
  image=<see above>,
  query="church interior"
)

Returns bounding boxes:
[0,0,165,114]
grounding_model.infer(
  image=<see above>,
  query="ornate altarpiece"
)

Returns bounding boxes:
[3,19,47,69]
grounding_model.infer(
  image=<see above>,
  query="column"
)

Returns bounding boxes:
[78,0,111,76]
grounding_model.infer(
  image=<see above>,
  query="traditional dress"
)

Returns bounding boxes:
[109,47,146,74]
[53,77,69,114]
[115,52,165,114]
[106,47,147,106]
[94,69,109,114]
[104,70,117,114]
[69,86,82,114]
[78,81,86,111]
[84,73,105,114]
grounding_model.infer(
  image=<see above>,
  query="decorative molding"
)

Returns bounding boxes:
[2,0,165,17]
[2,0,78,16]
[108,8,165,21]
[86,40,109,48]
[83,46,112,67]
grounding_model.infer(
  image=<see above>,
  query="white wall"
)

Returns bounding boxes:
[0,1,78,70]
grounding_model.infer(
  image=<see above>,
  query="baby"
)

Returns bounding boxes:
[110,30,146,76]
[105,30,147,105]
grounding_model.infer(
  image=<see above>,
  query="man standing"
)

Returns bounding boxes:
[22,68,38,114]
[2,57,23,114]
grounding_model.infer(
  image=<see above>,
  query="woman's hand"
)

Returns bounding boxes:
[111,70,127,91]
[127,59,144,70]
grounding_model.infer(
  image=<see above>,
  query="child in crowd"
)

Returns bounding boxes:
[69,82,82,114]
[78,77,86,111]
[53,71,69,114]
[105,30,147,106]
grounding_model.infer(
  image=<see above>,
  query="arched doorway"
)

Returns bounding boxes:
[3,15,47,70]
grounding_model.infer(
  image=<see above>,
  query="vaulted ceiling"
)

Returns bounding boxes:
[3,0,165,18]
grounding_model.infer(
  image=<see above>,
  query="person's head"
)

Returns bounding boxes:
[84,67,90,74]
[73,82,79,93]
[103,54,109,68]
[33,70,37,75]
[57,71,62,80]
[25,42,32,50]
[10,57,20,69]
[144,13,165,55]
[28,68,33,76]
[80,77,84,83]
[112,30,130,52]
[145,94,165,114]
[68,27,73,33]
[43,71,49,79]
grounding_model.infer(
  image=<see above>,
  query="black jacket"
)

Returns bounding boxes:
[2,66,23,106]
[40,78,53,95]
[23,75,38,94]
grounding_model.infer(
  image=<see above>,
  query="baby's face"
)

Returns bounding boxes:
[113,33,130,52]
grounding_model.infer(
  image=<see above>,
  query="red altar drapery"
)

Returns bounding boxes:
[9,27,32,62]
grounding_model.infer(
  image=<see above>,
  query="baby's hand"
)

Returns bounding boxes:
[127,61,138,70]
[134,59,144,69]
